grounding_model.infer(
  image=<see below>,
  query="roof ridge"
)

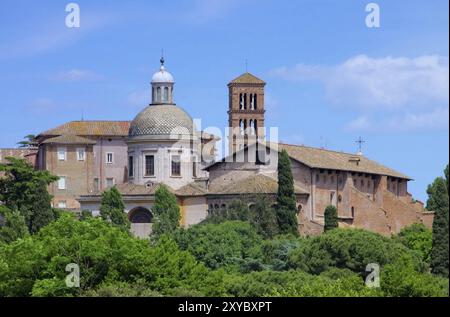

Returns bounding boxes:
[69,120,131,123]
[229,72,266,84]
[277,142,360,157]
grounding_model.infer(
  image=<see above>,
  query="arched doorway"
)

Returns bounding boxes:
[128,207,153,223]
[128,207,153,238]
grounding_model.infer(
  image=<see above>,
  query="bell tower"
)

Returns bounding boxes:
[227,72,266,154]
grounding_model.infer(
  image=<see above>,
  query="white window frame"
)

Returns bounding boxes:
[58,176,66,190]
[144,154,155,177]
[106,152,114,164]
[58,201,67,209]
[57,147,67,161]
[77,147,86,161]
[170,154,182,177]
[128,156,134,178]
[106,178,115,188]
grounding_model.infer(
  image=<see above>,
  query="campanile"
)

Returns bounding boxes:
[227,72,266,154]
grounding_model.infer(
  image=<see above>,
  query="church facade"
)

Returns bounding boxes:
[17,59,433,237]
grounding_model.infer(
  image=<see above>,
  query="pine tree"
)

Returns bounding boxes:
[324,205,338,232]
[249,195,278,239]
[29,180,55,233]
[152,184,180,237]
[100,187,130,230]
[427,172,449,278]
[276,149,298,236]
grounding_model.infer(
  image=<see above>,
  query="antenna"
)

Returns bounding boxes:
[245,59,248,73]
[81,109,84,121]
[355,136,365,155]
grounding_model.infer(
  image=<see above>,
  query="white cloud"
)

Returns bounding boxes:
[386,107,449,131]
[346,108,449,132]
[271,54,449,132]
[51,69,102,82]
[270,54,449,110]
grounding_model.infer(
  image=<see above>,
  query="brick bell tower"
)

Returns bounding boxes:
[227,72,266,154]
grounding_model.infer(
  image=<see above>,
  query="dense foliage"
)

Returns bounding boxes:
[0,158,448,297]
[203,197,278,239]
[395,223,432,265]
[0,157,58,234]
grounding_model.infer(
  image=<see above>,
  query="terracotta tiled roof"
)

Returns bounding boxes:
[206,142,411,180]
[228,72,266,85]
[275,143,411,180]
[114,182,176,196]
[208,174,307,195]
[176,182,208,196]
[41,135,97,145]
[38,120,219,141]
[39,121,131,137]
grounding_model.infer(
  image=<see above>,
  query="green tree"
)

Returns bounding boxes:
[324,205,338,232]
[427,172,449,277]
[17,134,37,148]
[288,228,424,276]
[396,223,432,265]
[99,187,129,230]
[174,221,262,271]
[152,185,180,237]
[29,181,55,234]
[0,157,58,233]
[249,196,278,239]
[276,149,298,236]
[0,206,28,244]
[227,199,250,221]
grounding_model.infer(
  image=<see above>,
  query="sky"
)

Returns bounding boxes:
[0,0,448,202]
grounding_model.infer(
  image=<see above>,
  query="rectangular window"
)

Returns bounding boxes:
[58,201,67,209]
[77,148,86,161]
[93,178,99,192]
[192,160,197,178]
[171,155,181,177]
[128,156,134,178]
[106,152,114,164]
[57,147,66,161]
[145,155,155,176]
[106,178,114,188]
[58,176,66,190]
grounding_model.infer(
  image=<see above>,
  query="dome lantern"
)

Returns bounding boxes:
[151,57,175,105]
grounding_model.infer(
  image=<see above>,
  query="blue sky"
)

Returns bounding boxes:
[0,0,448,202]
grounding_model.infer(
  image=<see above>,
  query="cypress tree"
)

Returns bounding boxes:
[324,205,338,232]
[427,173,449,277]
[276,149,298,236]
[29,180,55,233]
[152,184,180,237]
[100,187,129,230]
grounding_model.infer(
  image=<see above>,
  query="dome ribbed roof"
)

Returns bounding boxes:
[151,66,174,83]
[129,105,193,138]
